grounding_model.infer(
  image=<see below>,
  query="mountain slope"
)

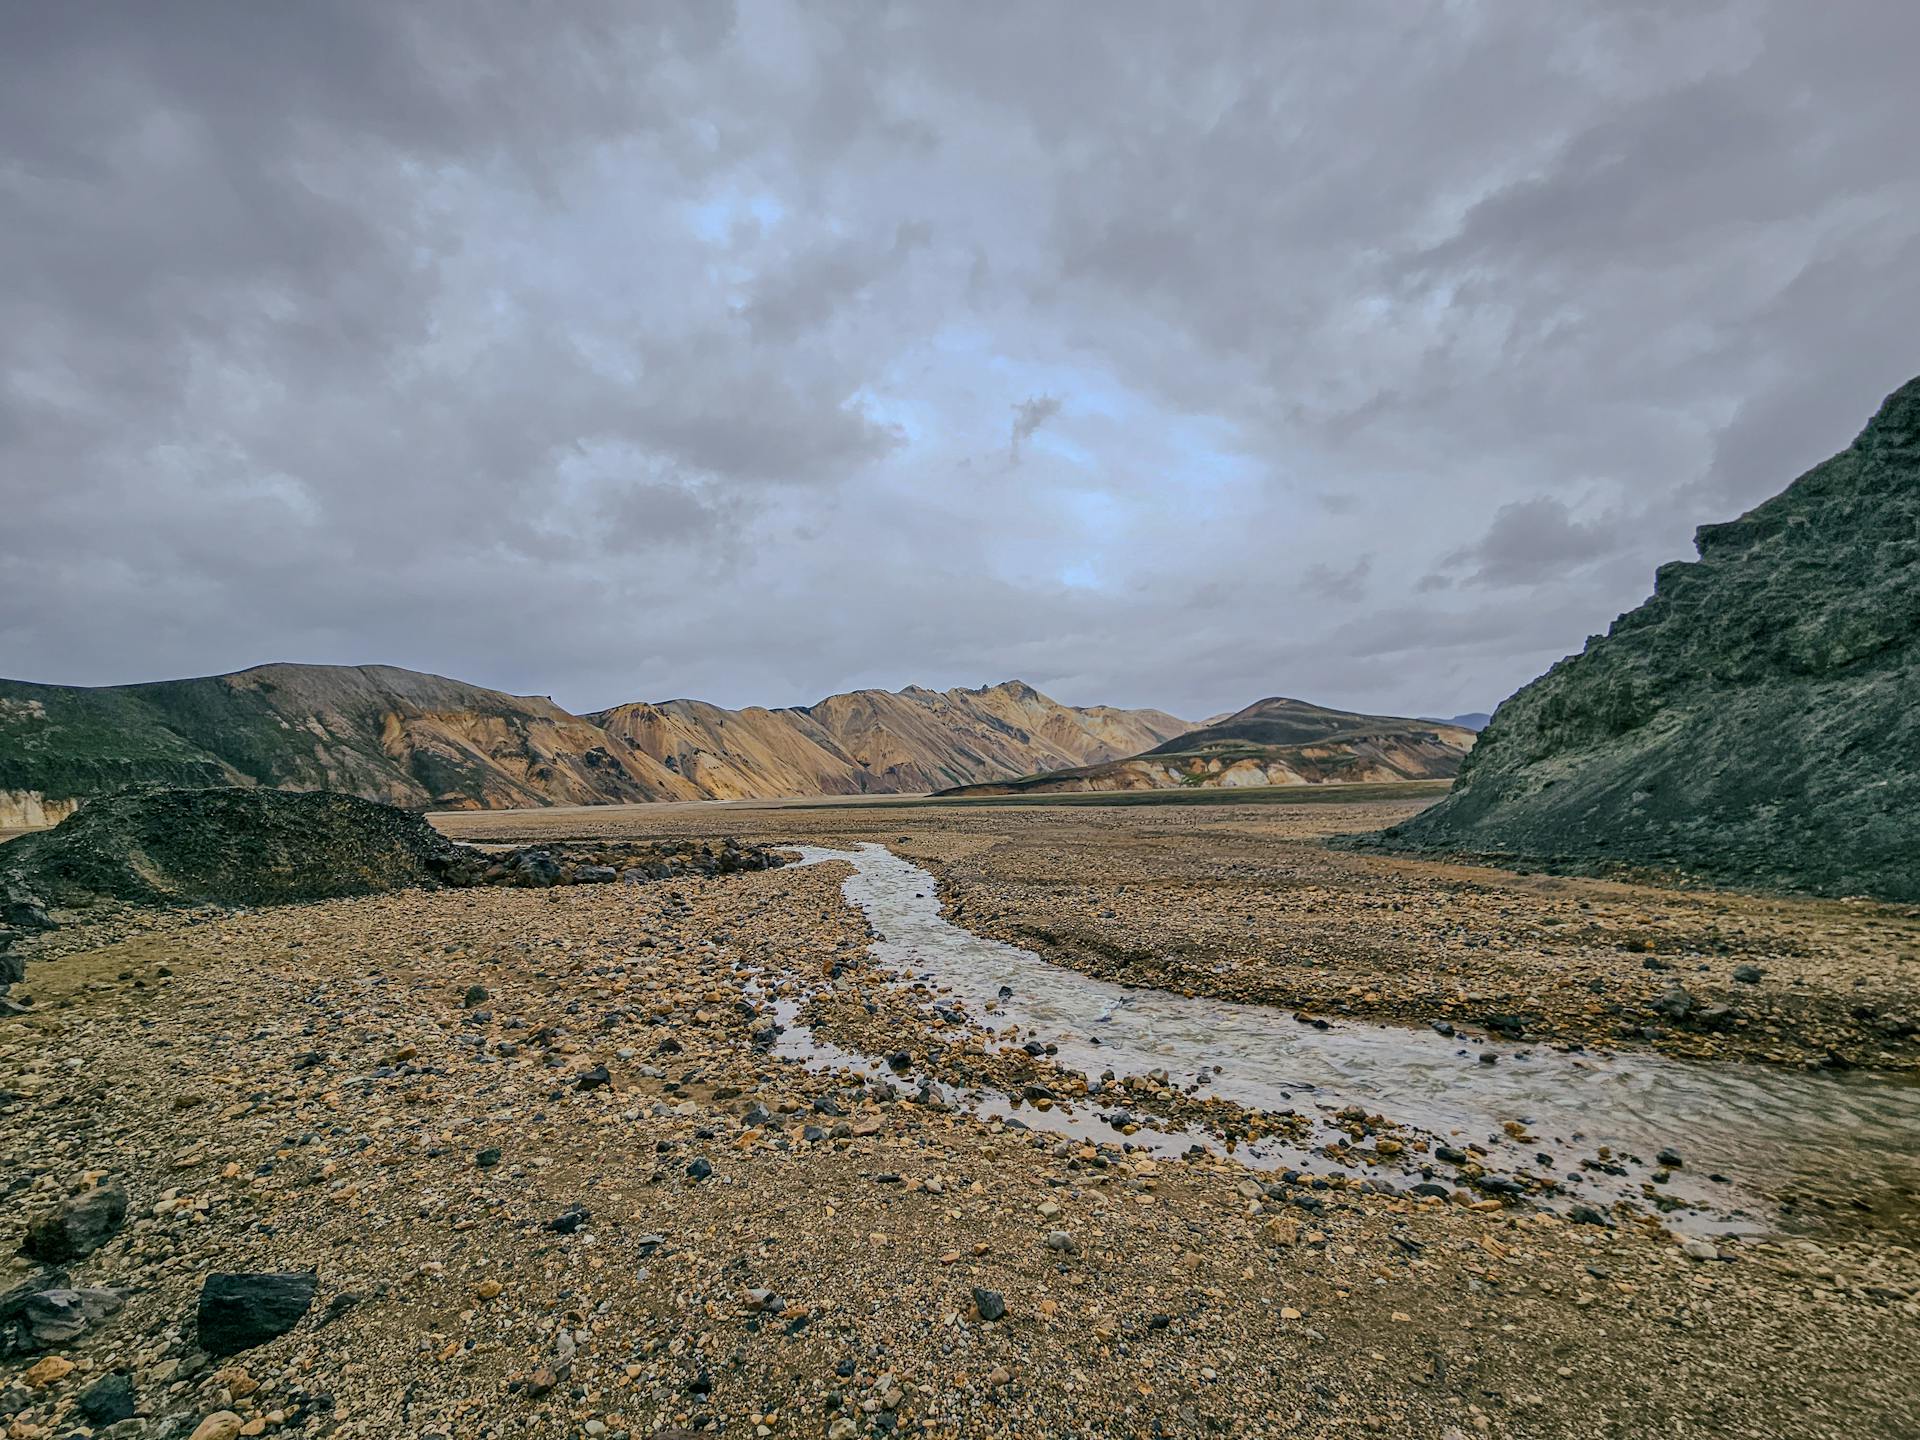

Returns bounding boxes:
[0,668,1191,820]
[937,697,1475,795]
[0,664,701,822]
[1380,375,1920,901]
[591,681,1191,798]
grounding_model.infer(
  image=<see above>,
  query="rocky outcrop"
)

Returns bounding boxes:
[941,698,1473,795]
[0,787,789,998]
[1379,376,1920,902]
[0,787,469,914]
[0,790,82,831]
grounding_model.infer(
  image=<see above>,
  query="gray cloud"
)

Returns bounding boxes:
[4,1,1918,722]
[1008,394,1063,464]
[1439,499,1631,588]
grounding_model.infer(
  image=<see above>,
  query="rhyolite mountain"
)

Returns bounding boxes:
[937,698,1475,795]
[589,682,1188,799]
[0,666,1190,823]
[1380,375,1920,902]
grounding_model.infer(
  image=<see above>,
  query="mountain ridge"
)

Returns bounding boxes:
[0,666,1192,824]
[936,696,1476,795]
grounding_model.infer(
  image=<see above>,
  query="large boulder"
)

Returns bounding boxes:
[196,1272,318,1355]
[1380,376,1920,902]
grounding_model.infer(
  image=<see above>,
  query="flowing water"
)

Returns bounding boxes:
[776,844,1920,1237]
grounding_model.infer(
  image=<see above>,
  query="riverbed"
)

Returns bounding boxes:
[776,844,1920,1237]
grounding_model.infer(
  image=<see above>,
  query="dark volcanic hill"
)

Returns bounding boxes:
[1381,375,1920,901]
[938,697,1474,795]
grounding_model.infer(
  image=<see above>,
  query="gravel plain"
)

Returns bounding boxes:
[2,792,1916,1439]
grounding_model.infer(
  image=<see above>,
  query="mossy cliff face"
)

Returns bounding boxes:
[1384,376,1920,902]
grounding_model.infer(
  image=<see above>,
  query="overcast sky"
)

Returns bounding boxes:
[5,3,1916,721]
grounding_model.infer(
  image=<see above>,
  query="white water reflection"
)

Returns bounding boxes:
[779,844,1919,1235]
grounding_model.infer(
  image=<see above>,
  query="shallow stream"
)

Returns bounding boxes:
[777,844,1919,1237]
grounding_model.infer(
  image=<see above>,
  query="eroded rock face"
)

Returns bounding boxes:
[1383,375,1920,902]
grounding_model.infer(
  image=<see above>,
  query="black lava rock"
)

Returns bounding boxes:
[546,1205,591,1235]
[971,1287,1006,1322]
[196,1272,318,1355]
[78,1372,135,1425]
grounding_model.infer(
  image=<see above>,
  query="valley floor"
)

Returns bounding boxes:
[437,789,1920,1072]
[2,793,1916,1439]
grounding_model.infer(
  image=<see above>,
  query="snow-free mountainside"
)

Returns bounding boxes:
[0,670,1192,824]
[1380,375,1920,902]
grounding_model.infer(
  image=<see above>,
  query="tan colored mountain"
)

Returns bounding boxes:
[939,697,1475,795]
[590,681,1191,798]
[0,667,1190,820]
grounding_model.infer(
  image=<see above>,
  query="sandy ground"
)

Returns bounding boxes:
[2,793,1916,1439]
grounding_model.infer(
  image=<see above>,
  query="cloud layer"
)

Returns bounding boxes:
[5,2,1916,719]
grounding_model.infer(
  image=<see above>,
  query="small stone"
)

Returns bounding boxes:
[462,984,490,1007]
[1731,965,1764,984]
[972,1287,1006,1322]
[78,1372,136,1425]
[474,1279,503,1300]
[189,1413,244,1440]
[25,1354,73,1387]
[686,1157,713,1182]
[576,1063,612,1091]
[546,1204,591,1234]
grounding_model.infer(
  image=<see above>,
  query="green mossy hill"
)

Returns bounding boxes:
[0,787,462,911]
[1379,375,1920,901]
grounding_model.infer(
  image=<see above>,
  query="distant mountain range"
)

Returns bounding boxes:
[0,664,1476,826]
[1425,712,1491,732]
[935,697,1476,795]
[0,665,1189,826]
